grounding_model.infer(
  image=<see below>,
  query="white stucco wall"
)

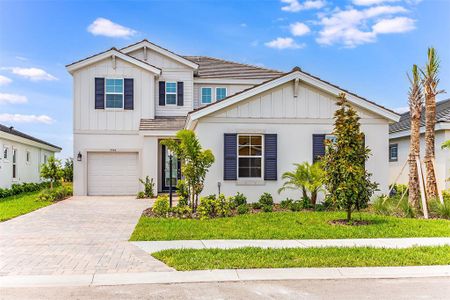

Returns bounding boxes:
[0,136,56,189]
[194,81,390,202]
[389,129,450,190]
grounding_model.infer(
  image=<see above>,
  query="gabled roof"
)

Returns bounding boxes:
[66,48,161,75]
[121,39,199,70]
[0,124,61,151]
[186,68,400,129]
[183,56,283,79]
[389,98,450,134]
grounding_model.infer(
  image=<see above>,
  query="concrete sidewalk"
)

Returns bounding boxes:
[1,265,449,287]
[131,237,450,253]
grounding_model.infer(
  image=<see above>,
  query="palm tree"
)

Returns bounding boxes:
[421,48,444,199]
[278,162,324,206]
[407,64,423,208]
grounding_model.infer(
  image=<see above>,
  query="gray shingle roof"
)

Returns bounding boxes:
[0,124,62,150]
[139,116,186,131]
[389,98,450,134]
[183,56,284,79]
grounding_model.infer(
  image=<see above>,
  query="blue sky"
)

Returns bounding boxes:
[0,0,449,159]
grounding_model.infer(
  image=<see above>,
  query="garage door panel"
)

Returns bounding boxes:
[87,152,139,196]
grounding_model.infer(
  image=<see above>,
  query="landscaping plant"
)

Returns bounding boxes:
[62,158,73,182]
[37,184,73,202]
[162,130,215,211]
[197,194,232,220]
[152,195,170,217]
[139,176,155,198]
[322,93,378,222]
[40,156,63,189]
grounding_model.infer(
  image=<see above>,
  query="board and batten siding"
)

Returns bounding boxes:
[193,83,254,109]
[72,57,155,132]
[193,80,390,202]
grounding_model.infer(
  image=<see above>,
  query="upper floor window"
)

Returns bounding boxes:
[165,82,177,105]
[105,79,124,109]
[216,88,227,101]
[201,87,212,104]
[238,134,263,178]
[26,151,30,163]
[3,146,7,160]
[12,148,17,179]
[389,144,398,162]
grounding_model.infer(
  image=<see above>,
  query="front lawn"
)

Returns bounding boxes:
[0,191,53,222]
[130,211,450,241]
[153,246,450,271]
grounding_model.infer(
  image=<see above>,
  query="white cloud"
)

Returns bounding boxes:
[281,0,326,12]
[0,113,53,124]
[2,67,57,81]
[87,18,137,38]
[290,22,311,36]
[393,106,409,113]
[316,5,412,47]
[0,75,12,86]
[353,0,399,5]
[265,37,305,49]
[0,93,28,105]
[372,17,415,33]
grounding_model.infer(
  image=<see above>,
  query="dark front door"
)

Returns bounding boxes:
[161,145,181,192]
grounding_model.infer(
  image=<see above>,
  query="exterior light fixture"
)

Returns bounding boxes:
[77,152,82,162]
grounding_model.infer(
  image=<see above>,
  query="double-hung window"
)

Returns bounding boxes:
[389,144,398,162]
[216,88,227,101]
[105,79,124,109]
[238,134,263,178]
[26,151,30,164]
[165,82,177,105]
[201,87,212,104]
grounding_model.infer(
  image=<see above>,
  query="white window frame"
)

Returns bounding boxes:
[215,87,227,101]
[26,150,31,164]
[12,148,17,180]
[105,78,124,110]
[389,144,398,162]
[165,82,178,106]
[237,134,264,179]
[201,87,213,105]
[3,146,8,161]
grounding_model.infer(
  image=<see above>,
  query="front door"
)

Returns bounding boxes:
[161,145,181,192]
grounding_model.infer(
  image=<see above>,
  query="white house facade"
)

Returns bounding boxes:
[389,99,450,190]
[0,124,61,189]
[67,39,400,200]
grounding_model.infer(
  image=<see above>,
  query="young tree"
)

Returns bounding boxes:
[421,47,444,199]
[162,130,215,211]
[62,158,73,182]
[407,65,423,209]
[278,162,324,207]
[40,156,63,189]
[322,93,378,221]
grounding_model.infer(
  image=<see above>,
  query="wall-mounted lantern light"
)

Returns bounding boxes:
[77,152,82,162]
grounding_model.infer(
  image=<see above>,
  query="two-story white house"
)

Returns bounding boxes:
[0,124,61,189]
[67,39,400,200]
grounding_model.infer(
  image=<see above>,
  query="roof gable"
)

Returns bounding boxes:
[121,40,198,70]
[0,124,61,151]
[186,69,400,128]
[66,48,161,75]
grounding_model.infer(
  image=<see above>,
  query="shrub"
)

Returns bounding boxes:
[37,184,72,202]
[170,205,192,219]
[152,195,170,217]
[299,196,313,209]
[197,194,232,220]
[259,193,274,206]
[237,204,249,215]
[314,203,326,211]
[176,180,189,200]
[62,158,73,182]
[232,192,247,207]
[262,204,273,213]
[429,196,450,219]
[280,198,294,209]
[290,200,303,212]
[252,202,262,209]
[137,191,145,199]
[40,156,63,189]
[177,196,189,207]
[139,176,155,198]
[0,182,49,199]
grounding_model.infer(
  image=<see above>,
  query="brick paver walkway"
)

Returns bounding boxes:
[0,196,172,276]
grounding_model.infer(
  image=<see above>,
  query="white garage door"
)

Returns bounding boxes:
[87,152,139,196]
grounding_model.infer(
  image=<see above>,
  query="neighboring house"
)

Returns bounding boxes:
[67,39,400,199]
[0,124,62,189]
[389,99,450,190]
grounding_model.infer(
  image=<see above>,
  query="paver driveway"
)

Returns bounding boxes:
[0,196,172,276]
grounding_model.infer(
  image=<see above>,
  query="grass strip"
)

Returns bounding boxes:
[0,191,53,222]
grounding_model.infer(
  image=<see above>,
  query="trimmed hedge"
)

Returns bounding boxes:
[0,182,50,198]
[37,184,73,202]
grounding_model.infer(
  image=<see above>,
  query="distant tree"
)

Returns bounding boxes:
[40,156,63,189]
[162,130,215,211]
[322,93,378,221]
[62,158,73,182]
[407,64,423,209]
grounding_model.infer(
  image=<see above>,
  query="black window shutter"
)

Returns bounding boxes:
[224,134,237,180]
[312,134,326,163]
[159,81,165,106]
[124,78,134,110]
[177,82,184,106]
[95,78,105,109]
[264,134,277,180]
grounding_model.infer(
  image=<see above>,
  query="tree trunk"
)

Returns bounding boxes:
[50,181,53,190]
[408,107,421,208]
[424,93,438,199]
[310,190,317,207]
[301,186,308,200]
[346,207,352,222]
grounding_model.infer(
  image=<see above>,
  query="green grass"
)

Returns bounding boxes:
[0,191,53,222]
[130,211,450,241]
[153,246,450,271]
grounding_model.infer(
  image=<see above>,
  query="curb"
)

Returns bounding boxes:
[1,265,450,288]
